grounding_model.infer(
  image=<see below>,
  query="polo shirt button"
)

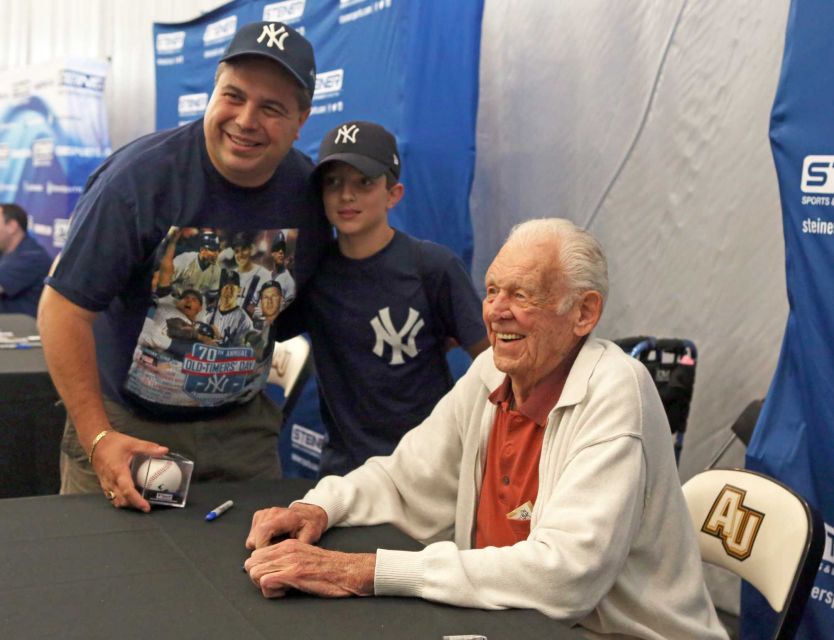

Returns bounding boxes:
[502,475,510,485]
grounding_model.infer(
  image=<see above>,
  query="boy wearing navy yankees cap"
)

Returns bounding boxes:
[278,121,489,476]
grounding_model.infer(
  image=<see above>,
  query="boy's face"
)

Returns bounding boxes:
[320,162,402,238]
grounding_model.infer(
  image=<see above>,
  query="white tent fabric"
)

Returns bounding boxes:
[474,0,789,479]
[0,0,793,615]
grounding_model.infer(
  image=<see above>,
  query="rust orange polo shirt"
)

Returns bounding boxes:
[474,368,564,549]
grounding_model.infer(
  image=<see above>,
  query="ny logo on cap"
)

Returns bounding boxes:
[257,23,289,50]
[334,124,360,144]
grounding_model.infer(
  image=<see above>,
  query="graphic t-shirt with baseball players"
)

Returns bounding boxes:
[124,226,301,409]
[46,119,330,418]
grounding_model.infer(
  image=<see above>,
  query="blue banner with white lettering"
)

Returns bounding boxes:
[154,0,484,477]
[0,60,111,257]
[745,1,834,636]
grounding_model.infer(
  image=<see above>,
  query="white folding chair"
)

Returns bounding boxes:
[268,335,313,420]
[682,468,825,640]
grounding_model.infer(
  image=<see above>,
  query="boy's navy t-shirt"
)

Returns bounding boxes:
[286,230,486,475]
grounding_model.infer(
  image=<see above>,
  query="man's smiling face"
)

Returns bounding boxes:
[482,241,582,393]
[203,57,310,188]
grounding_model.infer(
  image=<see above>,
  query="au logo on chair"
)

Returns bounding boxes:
[701,484,765,561]
[683,468,825,639]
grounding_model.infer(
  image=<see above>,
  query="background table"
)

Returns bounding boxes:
[0,313,65,498]
[0,480,582,639]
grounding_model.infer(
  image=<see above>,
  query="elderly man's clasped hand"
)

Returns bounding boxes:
[244,502,376,599]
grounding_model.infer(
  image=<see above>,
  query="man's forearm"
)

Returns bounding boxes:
[37,286,111,452]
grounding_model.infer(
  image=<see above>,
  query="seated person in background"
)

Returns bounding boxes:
[277,121,488,476]
[0,203,52,317]
[245,218,728,640]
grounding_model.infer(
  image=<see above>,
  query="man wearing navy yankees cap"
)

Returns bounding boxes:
[39,21,331,512]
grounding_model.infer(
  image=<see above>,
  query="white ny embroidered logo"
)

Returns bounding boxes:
[370,307,424,365]
[334,124,360,144]
[257,24,289,50]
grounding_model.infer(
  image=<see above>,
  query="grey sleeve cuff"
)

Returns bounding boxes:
[373,548,425,597]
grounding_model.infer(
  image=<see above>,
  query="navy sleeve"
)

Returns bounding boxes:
[424,243,486,349]
[45,179,148,312]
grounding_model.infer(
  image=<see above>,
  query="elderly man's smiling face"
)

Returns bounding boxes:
[483,240,591,397]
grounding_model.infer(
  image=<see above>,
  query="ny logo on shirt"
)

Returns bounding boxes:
[370,307,424,365]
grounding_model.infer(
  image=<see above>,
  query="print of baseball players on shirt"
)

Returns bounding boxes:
[125,226,297,407]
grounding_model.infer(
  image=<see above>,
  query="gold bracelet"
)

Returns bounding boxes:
[88,429,112,465]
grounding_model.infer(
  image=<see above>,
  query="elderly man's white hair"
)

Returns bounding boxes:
[506,218,609,312]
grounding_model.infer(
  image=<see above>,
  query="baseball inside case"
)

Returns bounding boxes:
[131,453,194,508]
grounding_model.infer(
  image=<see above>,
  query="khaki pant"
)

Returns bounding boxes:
[60,393,283,495]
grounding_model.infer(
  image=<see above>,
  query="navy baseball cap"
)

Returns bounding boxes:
[219,21,316,97]
[314,121,401,181]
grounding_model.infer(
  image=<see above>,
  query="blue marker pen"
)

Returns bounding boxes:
[205,499,234,521]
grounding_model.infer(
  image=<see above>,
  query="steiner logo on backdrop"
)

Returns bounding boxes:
[32,139,54,167]
[156,31,186,54]
[203,16,237,45]
[314,69,344,101]
[801,156,834,207]
[178,93,208,118]
[264,0,306,23]
[60,70,105,92]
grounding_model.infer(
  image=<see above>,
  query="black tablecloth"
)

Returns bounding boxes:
[0,314,64,498]
[0,480,581,639]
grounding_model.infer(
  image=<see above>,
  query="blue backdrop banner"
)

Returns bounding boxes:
[0,59,111,257]
[745,0,834,637]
